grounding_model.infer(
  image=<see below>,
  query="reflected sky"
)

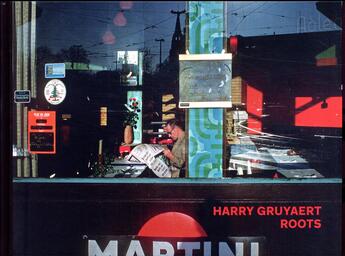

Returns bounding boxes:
[227,1,340,36]
[36,1,341,70]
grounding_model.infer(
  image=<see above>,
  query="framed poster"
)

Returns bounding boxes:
[179,54,232,108]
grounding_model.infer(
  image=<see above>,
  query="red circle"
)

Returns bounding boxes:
[113,12,127,27]
[120,1,133,10]
[102,31,115,45]
[138,212,207,238]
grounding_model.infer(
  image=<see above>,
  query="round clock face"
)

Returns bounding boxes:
[44,79,66,105]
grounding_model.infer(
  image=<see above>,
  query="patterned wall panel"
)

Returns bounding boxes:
[188,108,223,177]
[187,1,225,177]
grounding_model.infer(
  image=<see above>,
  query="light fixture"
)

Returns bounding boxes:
[321,99,328,109]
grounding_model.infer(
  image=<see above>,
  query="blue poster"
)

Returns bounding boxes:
[45,63,66,78]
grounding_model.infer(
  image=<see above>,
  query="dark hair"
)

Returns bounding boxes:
[166,119,184,131]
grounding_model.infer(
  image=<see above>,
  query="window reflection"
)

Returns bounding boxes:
[12,1,342,179]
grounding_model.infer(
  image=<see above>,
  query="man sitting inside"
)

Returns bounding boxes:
[163,119,186,178]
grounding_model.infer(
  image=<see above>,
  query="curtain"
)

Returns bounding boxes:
[15,1,37,177]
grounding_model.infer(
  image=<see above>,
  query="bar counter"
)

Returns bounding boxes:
[13,178,341,256]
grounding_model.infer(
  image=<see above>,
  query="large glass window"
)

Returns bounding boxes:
[12,1,342,179]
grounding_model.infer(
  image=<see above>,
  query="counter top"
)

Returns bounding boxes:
[13,177,341,184]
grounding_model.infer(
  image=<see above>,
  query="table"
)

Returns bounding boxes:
[102,159,147,178]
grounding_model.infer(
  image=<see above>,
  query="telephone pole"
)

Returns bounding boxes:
[171,9,186,18]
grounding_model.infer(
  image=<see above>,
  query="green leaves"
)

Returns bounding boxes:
[123,98,140,127]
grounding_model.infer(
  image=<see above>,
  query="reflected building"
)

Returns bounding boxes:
[169,10,186,64]
[227,30,342,177]
[159,10,186,123]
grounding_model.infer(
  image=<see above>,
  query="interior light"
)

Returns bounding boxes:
[229,36,238,55]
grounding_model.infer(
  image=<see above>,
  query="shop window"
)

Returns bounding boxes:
[11,1,342,180]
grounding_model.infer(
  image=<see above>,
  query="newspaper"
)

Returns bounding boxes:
[128,144,171,178]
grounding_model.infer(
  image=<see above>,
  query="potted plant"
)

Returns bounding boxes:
[123,97,140,144]
[90,152,113,177]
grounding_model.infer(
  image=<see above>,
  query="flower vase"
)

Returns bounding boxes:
[124,125,134,145]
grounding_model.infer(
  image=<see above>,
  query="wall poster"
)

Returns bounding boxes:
[28,111,56,154]
[179,53,232,108]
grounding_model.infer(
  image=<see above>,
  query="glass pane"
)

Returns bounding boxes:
[12,1,342,179]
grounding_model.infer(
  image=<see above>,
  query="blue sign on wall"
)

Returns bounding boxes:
[14,90,31,103]
[45,63,66,78]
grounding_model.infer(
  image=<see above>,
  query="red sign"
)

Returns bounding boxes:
[28,110,56,154]
[295,97,342,128]
[88,212,265,256]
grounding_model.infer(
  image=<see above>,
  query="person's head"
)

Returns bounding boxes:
[163,119,184,141]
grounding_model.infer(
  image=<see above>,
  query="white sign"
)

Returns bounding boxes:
[44,79,66,105]
[117,51,138,65]
[179,53,232,108]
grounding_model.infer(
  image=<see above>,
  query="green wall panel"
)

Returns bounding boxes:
[187,1,225,177]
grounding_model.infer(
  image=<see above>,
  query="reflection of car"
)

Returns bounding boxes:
[127,76,137,86]
[228,142,318,178]
[229,147,277,175]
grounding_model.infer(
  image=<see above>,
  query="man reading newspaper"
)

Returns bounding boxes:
[127,119,186,178]
[126,144,172,178]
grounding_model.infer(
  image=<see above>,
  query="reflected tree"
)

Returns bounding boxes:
[36,46,60,64]
[57,45,90,69]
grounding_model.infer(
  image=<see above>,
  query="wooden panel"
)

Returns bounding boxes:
[231,76,244,105]
[162,103,176,113]
[162,94,174,103]
[162,113,175,121]
[225,109,234,143]
[162,94,177,121]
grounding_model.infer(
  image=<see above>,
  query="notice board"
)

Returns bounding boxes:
[179,53,232,108]
[28,111,56,154]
